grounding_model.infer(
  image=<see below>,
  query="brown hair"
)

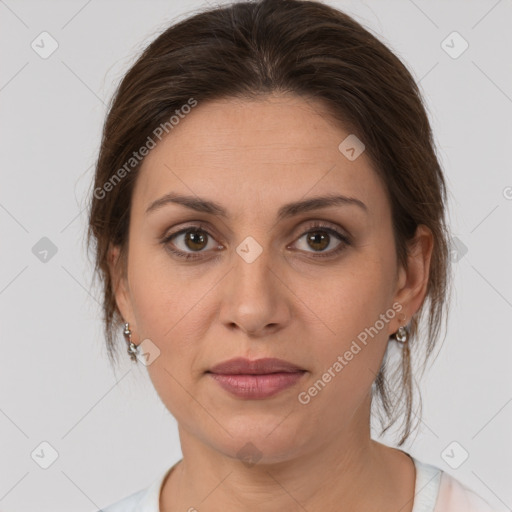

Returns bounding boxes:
[86,0,452,446]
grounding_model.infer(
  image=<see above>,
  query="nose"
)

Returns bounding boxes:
[218,242,292,337]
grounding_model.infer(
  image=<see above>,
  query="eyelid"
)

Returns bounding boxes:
[160,219,351,259]
[292,219,351,241]
[288,221,351,257]
[162,221,220,242]
[162,218,349,240]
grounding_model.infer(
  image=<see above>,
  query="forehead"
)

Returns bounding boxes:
[133,94,388,219]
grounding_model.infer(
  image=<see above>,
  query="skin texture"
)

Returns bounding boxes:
[110,93,433,511]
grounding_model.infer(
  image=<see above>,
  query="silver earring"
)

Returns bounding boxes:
[395,325,408,344]
[123,322,139,362]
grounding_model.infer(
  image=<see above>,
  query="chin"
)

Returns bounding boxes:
[201,415,310,466]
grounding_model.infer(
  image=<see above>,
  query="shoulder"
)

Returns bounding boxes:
[100,488,146,512]
[435,470,496,512]
[410,455,495,512]
[97,462,180,512]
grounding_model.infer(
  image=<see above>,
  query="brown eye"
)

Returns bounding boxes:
[183,230,208,251]
[294,228,344,254]
[162,225,221,260]
[305,231,331,252]
[291,222,351,259]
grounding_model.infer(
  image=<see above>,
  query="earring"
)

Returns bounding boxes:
[395,324,408,344]
[123,322,139,362]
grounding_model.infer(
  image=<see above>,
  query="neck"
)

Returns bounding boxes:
[160,396,415,511]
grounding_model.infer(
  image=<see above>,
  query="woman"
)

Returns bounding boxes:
[87,0,495,510]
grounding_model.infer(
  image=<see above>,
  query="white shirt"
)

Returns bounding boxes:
[100,455,495,511]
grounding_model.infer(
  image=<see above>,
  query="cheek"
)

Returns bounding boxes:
[313,257,393,341]
[128,241,179,322]
[297,285,391,424]
[128,257,206,418]
[129,269,172,338]
[303,256,396,395]
[127,246,216,367]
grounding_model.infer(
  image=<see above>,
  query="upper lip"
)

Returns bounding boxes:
[208,357,305,375]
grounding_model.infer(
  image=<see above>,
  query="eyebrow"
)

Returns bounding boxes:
[145,192,368,221]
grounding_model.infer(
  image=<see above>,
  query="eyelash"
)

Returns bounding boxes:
[160,221,351,261]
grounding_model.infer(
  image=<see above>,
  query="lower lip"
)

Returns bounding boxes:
[207,371,306,399]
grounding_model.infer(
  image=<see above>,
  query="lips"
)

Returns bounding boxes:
[207,357,305,375]
[206,357,307,399]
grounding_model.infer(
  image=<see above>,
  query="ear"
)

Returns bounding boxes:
[108,243,135,326]
[392,224,434,329]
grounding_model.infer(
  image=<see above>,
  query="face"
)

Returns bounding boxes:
[111,93,431,463]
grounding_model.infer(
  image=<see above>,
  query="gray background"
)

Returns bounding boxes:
[0,0,511,510]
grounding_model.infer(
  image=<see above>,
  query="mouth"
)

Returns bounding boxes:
[206,357,307,399]
[207,356,306,375]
